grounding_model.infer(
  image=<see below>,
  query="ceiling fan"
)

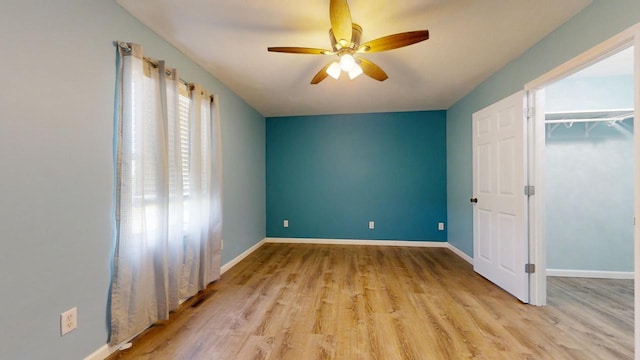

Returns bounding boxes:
[267,0,429,84]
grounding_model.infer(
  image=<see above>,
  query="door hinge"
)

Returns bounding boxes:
[525,263,536,274]
[527,107,535,118]
[524,185,535,196]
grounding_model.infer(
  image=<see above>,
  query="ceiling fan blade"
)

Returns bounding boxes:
[358,30,429,53]
[268,47,333,55]
[310,62,333,84]
[357,57,388,81]
[330,0,353,46]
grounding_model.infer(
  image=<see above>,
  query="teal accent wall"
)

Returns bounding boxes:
[267,111,447,241]
[446,0,640,257]
[545,74,634,272]
[0,1,265,359]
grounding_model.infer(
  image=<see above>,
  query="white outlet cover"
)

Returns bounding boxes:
[283,219,289,228]
[60,307,77,336]
[438,222,445,231]
[369,221,375,229]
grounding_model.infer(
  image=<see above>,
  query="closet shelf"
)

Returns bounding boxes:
[545,108,633,124]
[545,109,633,137]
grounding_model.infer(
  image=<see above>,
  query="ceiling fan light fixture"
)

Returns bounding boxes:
[348,64,363,79]
[326,62,342,79]
[339,54,357,72]
[268,1,428,84]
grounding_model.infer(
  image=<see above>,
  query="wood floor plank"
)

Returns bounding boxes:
[107,243,633,360]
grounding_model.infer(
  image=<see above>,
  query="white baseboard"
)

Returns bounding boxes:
[447,243,474,265]
[265,237,449,248]
[546,269,634,279]
[221,238,267,274]
[83,344,113,360]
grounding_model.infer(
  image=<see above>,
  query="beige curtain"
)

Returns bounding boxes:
[110,41,223,346]
[180,85,223,297]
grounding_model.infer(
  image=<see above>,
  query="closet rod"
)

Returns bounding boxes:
[545,113,633,124]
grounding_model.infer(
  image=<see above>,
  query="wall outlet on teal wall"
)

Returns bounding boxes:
[283,219,289,228]
[369,221,375,230]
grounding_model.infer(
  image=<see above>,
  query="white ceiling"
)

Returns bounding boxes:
[117,0,592,117]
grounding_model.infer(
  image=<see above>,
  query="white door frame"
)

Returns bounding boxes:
[524,22,640,353]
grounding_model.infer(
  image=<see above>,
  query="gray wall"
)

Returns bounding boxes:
[545,74,634,272]
[0,1,265,359]
[446,0,640,257]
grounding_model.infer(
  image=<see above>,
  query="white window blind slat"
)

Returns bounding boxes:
[178,94,191,198]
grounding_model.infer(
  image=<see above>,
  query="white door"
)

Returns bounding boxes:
[472,91,529,303]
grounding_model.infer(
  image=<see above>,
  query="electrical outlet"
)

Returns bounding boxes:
[438,222,445,231]
[221,239,224,250]
[369,221,375,230]
[60,307,77,336]
[283,219,289,228]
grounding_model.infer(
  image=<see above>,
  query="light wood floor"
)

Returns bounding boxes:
[107,243,633,360]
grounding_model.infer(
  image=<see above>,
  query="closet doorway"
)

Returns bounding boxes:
[526,36,637,357]
[545,46,634,355]
[544,47,634,280]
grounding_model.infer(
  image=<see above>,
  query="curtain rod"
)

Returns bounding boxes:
[117,42,213,102]
[141,57,188,85]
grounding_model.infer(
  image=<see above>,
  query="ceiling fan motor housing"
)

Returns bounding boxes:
[330,23,363,54]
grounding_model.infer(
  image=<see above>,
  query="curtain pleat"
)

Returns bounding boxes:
[110,42,222,346]
[208,95,223,284]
